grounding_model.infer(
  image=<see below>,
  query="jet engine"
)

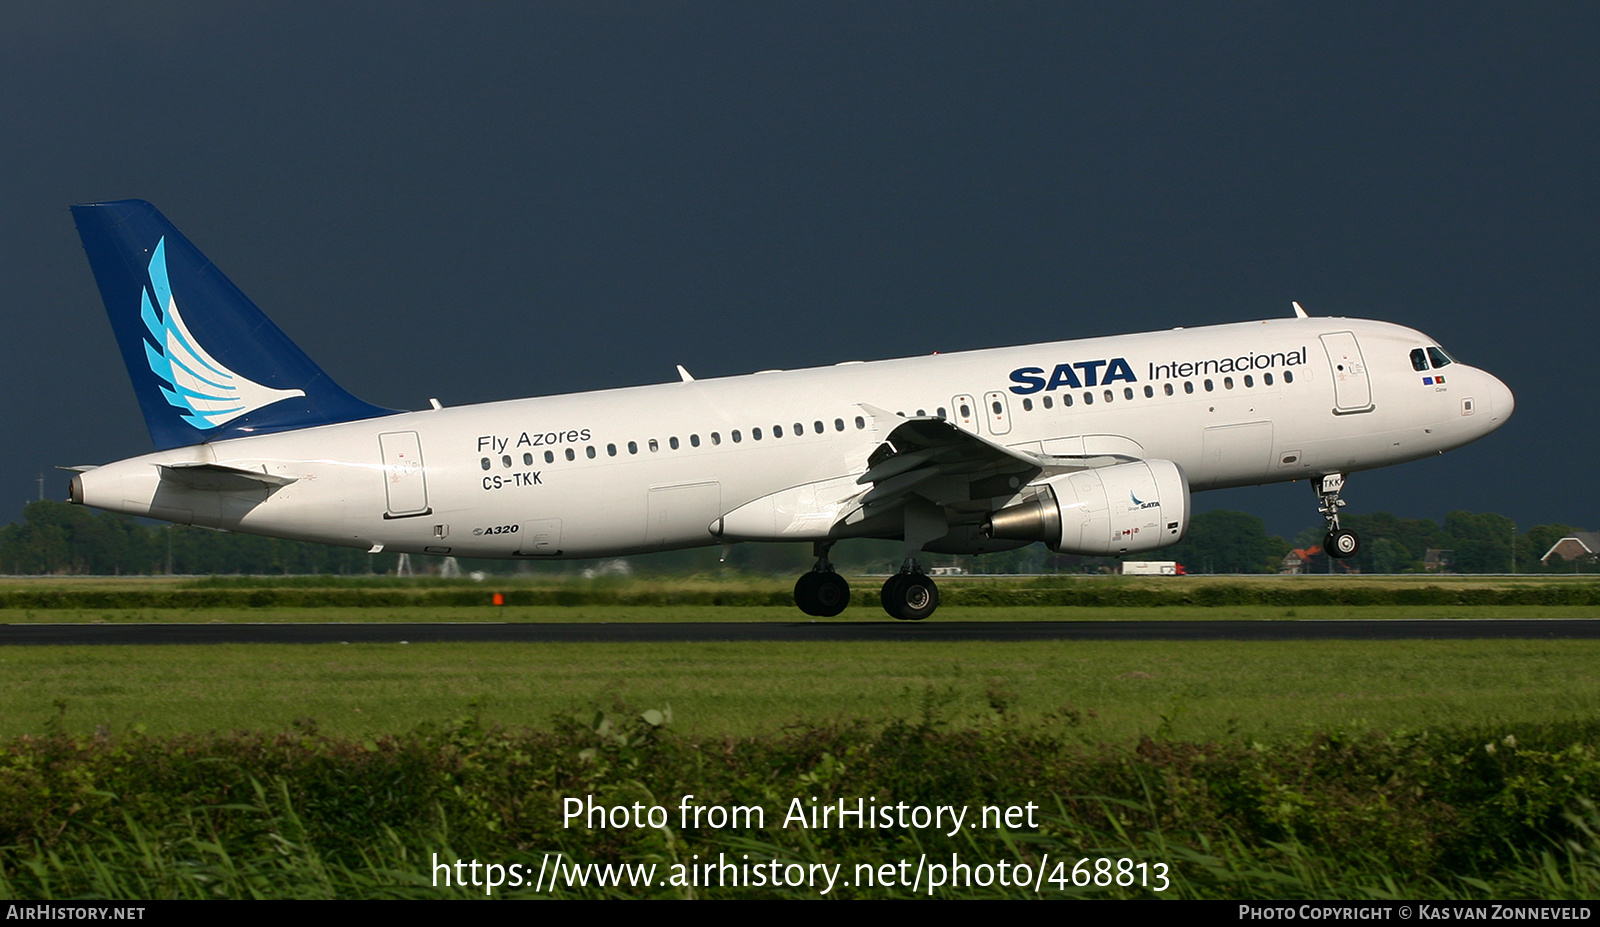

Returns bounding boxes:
[981,459,1190,556]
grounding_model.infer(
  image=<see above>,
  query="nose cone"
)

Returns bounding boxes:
[1485,372,1515,426]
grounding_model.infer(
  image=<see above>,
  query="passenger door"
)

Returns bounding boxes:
[1320,332,1375,414]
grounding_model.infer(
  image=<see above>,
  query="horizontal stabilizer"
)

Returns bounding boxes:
[157,462,298,492]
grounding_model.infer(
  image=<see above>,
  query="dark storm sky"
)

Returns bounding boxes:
[3,3,1595,541]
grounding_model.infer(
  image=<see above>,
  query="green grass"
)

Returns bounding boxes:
[2,712,1598,899]
[2,574,1598,899]
[4,603,1598,622]
[4,572,1600,611]
[3,638,1597,741]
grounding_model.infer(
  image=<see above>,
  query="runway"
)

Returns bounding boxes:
[0,619,1595,645]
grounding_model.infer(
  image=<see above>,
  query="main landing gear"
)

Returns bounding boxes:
[790,544,942,620]
[1316,473,1360,559]
[881,562,938,621]
[794,542,850,617]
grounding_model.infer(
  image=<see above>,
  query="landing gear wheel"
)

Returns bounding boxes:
[881,572,939,621]
[1325,529,1360,559]
[880,573,906,616]
[795,571,851,617]
[795,541,850,618]
[812,572,850,617]
[794,572,822,615]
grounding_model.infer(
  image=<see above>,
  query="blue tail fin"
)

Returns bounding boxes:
[72,200,397,449]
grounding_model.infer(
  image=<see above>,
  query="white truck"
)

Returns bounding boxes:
[1120,561,1186,576]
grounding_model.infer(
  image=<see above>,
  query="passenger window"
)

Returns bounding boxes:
[1164,383,1174,396]
[1022,398,1033,411]
[1284,370,1294,383]
[502,455,512,468]
[690,434,701,447]
[586,446,596,458]
[1083,392,1093,405]
[1184,381,1194,394]
[648,439,659,452]
[1244,375,1253,388]
[1125,387,1135,400]
[564,448,575,461]
[855,416,865,429]
[1264,372,1274,386]
[1062,394,1073,407]
[546,450,556,463]
[711,432,722,445]
[794,422,803,435]
[1224,377,1233,390]
[814,421,824,434]
[732,430,742,443]
[1411,348,1429,372]
[753,427,763,440]
[936,408,947,419]
[480,457,490,471]
[523,453,533,466]
[627,442,638,455]
[1204,379,1214,392]
[1143,386,1153,398]
[1103,390,1113,402]
[669,437,680,450]
[773,425,783,438]
[1042,396,1053,409]
[607,444,617,457]
[835,418,845,431]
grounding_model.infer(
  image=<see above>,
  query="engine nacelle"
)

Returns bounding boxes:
[981,459,1190,556]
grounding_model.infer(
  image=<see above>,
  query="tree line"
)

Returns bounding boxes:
[0,500,1589,576]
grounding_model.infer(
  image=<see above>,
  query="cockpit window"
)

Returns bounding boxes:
[1427,347,1455,369]
[1410,348,1429,372]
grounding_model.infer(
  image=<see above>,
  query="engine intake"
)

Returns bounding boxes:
[981,459,1190,556]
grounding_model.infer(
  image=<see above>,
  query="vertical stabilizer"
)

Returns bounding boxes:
[72,200,396,449]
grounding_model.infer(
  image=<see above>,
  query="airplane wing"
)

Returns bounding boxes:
[713,405,1141,541]
[840,404,1136,527]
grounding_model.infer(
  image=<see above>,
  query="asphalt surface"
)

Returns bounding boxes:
[0,620,1595,645]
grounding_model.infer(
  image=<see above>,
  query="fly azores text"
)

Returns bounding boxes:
[1007,347,1308,395]
[477,429,592,453]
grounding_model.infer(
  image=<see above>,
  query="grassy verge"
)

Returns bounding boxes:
[3,603,1597,624]
[0,715,1597,898]
[3,573,1600,608]
[2,639,1597,740]
[2,575,1595,898]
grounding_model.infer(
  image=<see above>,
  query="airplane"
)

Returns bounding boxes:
[65,200,1514,620]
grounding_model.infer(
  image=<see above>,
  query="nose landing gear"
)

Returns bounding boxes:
[1316,473,1360,559]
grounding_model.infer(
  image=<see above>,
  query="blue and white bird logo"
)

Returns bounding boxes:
[140,238,304,430]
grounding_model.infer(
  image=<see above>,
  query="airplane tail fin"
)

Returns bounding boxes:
[71,200,397,450]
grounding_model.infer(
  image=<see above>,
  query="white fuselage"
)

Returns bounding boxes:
[73,316,1513,559]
